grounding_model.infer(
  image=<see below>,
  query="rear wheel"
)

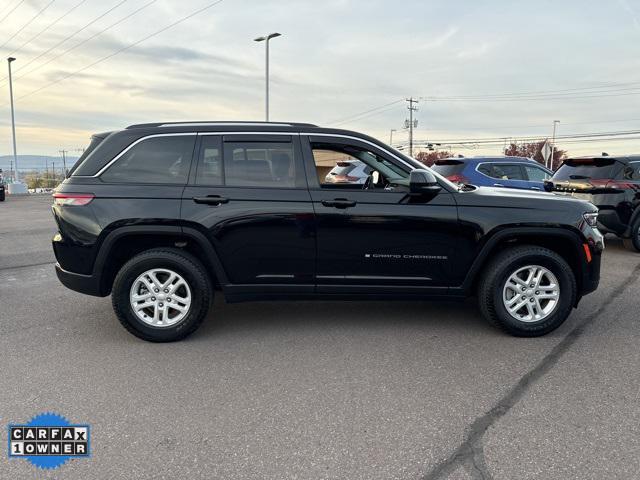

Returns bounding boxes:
[0,189,5,201]
[622,217,640,252]
[478,246,577,337]
[112,248,212,342]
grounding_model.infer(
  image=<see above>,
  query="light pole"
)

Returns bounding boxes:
[7,57,19,183]
[389,129,397,146]
[550,120,560,169]
[254,32,281,122]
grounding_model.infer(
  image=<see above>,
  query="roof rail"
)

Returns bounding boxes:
[126,121,319,129]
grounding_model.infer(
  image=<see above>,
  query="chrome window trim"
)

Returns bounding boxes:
[82,131,439,181]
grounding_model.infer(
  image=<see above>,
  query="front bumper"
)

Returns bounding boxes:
[55,263,106,297]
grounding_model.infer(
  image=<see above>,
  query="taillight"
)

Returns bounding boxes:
[53,192,94,206]
[447,174,469,184]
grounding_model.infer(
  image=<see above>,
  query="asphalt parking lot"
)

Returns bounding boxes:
[1,194,638,479]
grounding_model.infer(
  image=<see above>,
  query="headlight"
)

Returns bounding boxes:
[583,212,598,227]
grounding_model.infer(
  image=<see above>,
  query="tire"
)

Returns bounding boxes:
[622,217,640,252]
[111,248,212,342]
[0,190,5,201]
[478,245,577,337]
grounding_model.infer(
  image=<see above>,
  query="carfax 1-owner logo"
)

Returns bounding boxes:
[8,412,91,470]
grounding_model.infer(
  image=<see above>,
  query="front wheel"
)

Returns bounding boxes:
[112,248,212,342]
[478,246,577,337]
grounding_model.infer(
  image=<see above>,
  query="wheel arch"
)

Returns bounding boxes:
[93,225,228,296]
[460,226,586,297]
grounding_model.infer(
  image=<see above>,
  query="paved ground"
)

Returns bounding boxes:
[0,194,638,480]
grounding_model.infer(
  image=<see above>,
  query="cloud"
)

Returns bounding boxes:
[420,26,459,50]
[456,41,494,59]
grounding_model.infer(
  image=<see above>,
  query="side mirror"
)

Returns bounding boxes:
[409,169,442,195]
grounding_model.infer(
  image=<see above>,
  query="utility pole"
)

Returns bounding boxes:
[405,98,419,157]
[52,161,55,184]
[550,120,560,169]
[59,150,68,178]
[389,129,397,146]
[45,158,48,187]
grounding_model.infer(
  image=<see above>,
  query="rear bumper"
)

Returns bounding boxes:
[55,263,106,297]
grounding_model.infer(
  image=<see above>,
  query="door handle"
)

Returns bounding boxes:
[493,183,504,187]
[321,198,357,209]
[530,186,541,191]
[193,195,229,206]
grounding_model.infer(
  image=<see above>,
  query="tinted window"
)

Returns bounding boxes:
[524,165,550,181]
[195,136,222,185]
[69,134,106,176]
[553,158,619,180]
[621,162,640,181]
[101,135,195,184]
[491,164,525,180]
[432,160,465,177]
[224,142,296,187]
[477,164,494,177]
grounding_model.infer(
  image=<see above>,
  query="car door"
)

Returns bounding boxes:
[181,133,316,296]
[523,164,552,191]
[302,134,459,294]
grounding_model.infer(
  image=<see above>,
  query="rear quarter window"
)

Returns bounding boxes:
[100,135,195,184]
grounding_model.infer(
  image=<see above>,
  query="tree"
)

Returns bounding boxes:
[415,150,457,167]
[504,140,567,170]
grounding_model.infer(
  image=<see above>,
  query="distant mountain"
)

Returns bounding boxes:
[0,155,80,172]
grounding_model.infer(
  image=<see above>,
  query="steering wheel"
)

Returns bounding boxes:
[363,174,373,190]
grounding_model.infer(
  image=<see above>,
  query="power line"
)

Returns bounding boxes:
[0,0,129,85]
[0,0,56,50]
[0,0,26,26]
[6,0,88,58]
[420,81,640,100]
[0,0,227,107]
[13,0,158,84]
[329,99,404,126]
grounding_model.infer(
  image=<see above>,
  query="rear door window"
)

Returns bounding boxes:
[490,164,525,180]
[100,135,195,184]
[553,158,619,180]
[224,141,297,188]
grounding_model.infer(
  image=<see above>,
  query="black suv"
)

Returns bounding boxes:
[545,155,640,252]
[52,122,603,341]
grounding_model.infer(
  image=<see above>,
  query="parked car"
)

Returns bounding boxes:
[52,121,602,341]
[545,155,640,252]
[432,156,553,191]
[0,169,5,202]
[324,160,372,184]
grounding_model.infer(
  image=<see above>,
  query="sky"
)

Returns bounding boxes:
[0,0,639,163]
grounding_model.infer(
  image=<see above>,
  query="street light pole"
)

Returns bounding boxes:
[7,57,19,183]
[254,33,281,122]
[550,120,560,169]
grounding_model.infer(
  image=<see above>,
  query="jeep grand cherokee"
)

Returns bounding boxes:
[51,121,603,342]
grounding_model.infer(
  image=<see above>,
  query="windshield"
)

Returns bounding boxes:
[553,158,620,181]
